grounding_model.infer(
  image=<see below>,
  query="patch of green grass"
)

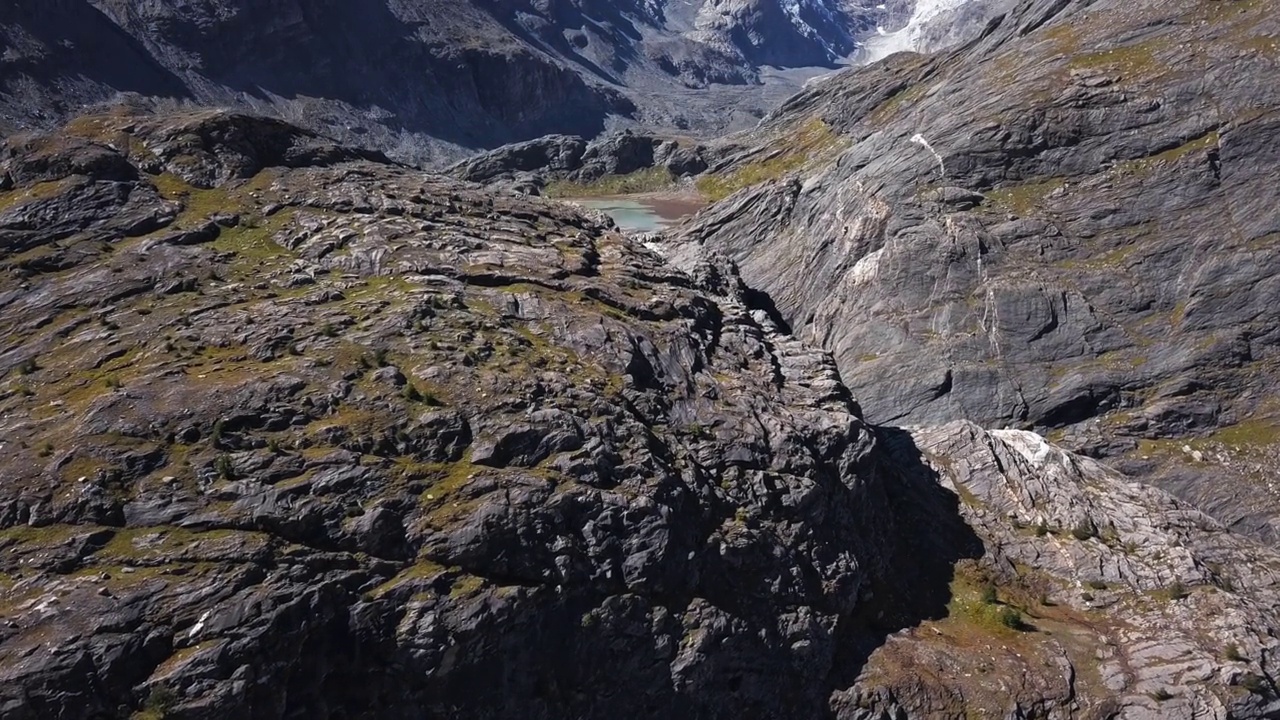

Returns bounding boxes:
[945,565,1030,634]
[1140,417,1280,464]
[149,173,231,219]
[133,684,180,720]
[1245,232,1279,252]
[210,210,298,276]
[0,523,88,547]
[1039,23,1082,53]
[978,583,998,604]
[1187,0,1265,24]
[411,455,483,504]
[1210,418,1280,448]
[449,573,486,599]
[544,167,676,199]
[0,179,72,214]
[214,454,235,480]
[1067,39,1171,79]
[985,177,1066,216]
[866,82,931,126]
[1236,35,1280,56]
[1239,672,1267,694]
[95,527,259,563]
[953,482,983,509]
[63,115,121,141]
[367,559,447,598]
[696,119,848,202]
[1113,132,1220,177]
[148,172,289,254]
[1096,243,1140,268]
[1055,223,1155,271]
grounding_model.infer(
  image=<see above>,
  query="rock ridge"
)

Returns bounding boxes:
[669,0,1280,538]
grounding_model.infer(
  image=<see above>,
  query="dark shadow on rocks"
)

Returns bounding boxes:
[138,0,628,149]
[742,286,793,335]
[301,424,990,719]
[0,0,191,101]
[484,3,639,86]
[2,0,627,150]
[826,425,986,692]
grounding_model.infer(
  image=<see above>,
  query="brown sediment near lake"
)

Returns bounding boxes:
[631,191,708,222]
[561,189,709,230]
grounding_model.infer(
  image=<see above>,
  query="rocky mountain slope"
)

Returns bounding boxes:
[670,0,1280,539]
[0,0,940,165]
[1,108,1279,720]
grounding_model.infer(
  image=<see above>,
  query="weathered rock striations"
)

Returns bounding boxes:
[671,0,1280,538]
[0,110,1277,718]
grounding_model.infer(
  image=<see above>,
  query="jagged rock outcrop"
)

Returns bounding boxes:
[447,130,716,191]
[671,0,1280,537]
[1,110,1278,719]
[850,420,1280,720]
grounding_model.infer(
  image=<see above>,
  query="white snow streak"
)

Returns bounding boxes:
[862,0,975,62]
[910,133,946,178]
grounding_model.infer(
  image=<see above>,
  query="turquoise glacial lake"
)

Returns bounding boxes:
[570,196,703,233]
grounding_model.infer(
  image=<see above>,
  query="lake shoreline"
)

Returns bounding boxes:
[563,191,707,233]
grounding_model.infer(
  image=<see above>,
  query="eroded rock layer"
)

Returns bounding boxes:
[673,0,1280,538]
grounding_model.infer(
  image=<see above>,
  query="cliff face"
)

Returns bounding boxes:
[0,109,1278,720]
[673,0,1280,538]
